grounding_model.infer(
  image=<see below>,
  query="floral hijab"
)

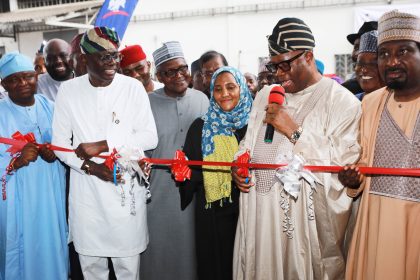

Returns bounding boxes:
[201,66,252,157]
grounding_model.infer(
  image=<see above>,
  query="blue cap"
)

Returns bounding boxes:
[0,51,34,79]
[315,59,324,75]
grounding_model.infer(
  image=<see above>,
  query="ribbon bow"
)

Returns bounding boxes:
[236,151,251,177]
[171,150,191,182]
[104,148,120,171]
[5,131,36,155]
[275,154,319,199]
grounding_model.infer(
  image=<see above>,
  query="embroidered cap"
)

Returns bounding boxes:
[358,30,378,54]
[378,10,420,45]
[80,26,120,54]
[152,41,185,67]
[0,51,34,79]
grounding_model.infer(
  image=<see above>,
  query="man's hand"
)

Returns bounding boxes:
[75,140,109,160]
[87,161,123,183]
[39,144,56,163]
[338,164,365,189]
[264,103,299,139]
[14,143,39,169]
[231,166,253,193]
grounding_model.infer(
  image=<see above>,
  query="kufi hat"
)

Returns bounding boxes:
[0,51,34,79]
[378,10,420,45]
[358,30,378,54]
[347,21,378,45]
[267,17,315,56]
[80,26,120,54]
[152,41,185,67]
[258,57,270,74]
[120,45,147,68]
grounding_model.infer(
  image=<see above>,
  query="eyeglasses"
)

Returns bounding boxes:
[95,52,122,63]
[160,65,189,78]
[265,51,306,73]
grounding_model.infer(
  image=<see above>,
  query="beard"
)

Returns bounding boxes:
[47,64,73,81]
[387,80,407,90]
[384,67,407,90]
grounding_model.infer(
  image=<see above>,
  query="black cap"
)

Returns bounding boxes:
[346,21,378,45]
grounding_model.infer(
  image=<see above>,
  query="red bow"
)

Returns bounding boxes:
[236,151,250,177]
[6,131,36,155]
[171,150,191,182]
[104,148,120,171]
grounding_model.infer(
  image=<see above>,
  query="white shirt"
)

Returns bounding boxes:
[37,72,65,101]
[52,73,158,257]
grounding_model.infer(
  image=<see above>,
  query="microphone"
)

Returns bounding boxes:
[264,85,285,143]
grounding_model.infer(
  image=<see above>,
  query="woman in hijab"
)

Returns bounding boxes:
[180,66,252,280]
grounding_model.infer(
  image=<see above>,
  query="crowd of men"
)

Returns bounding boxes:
[0,9,418,280]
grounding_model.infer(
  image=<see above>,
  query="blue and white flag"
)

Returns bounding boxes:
[94,0,139,40]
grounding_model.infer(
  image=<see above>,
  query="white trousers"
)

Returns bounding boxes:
[79,254,140,280]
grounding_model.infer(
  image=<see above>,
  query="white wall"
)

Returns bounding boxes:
[123,0,420,75]
[4,0,419,74]
[17,31,44,58]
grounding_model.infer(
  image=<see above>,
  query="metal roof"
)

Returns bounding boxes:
[0,0,103,24]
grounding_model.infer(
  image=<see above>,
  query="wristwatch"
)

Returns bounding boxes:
[290,126,303,144]
[81,161,91,175]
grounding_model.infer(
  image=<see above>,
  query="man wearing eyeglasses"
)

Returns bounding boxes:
[52,27,158,279]
[199,50,229,98]
[232,17,361,279]
[37,38,74,102]
[141,41,209,280]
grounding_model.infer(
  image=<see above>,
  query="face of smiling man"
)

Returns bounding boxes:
[44,39,73,81]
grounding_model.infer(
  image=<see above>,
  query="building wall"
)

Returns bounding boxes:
[123,0,419,75]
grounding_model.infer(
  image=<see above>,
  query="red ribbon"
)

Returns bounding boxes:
[4,131,36,155]
[171,150,191,182]
[103,148,120,171]
[0,132,113,169]
[140,149,420,182]
[2,134,420,183]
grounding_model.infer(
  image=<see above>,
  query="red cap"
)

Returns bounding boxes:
[268,85,285,105]
[120,45,147,68]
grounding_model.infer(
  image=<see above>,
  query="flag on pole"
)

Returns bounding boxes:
[94,0,139,40]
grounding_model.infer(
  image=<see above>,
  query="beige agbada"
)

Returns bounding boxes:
[346,87,420,280]
[233,78,362,280]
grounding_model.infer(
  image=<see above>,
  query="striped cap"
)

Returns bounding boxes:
[267,17,315,56]
[378,10,420,45]
[80,27,120,54]
[152,41,185,67]
[358,30,378,54]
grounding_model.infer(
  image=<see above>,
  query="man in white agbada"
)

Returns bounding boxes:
[232,17,361,279]
[52,26,157,279]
